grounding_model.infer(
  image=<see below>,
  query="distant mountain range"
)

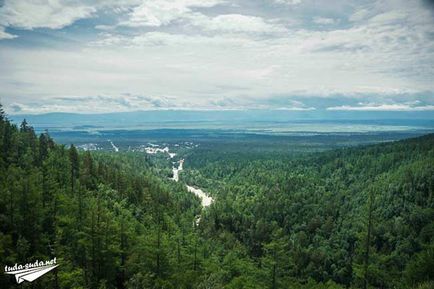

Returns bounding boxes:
[9,110,434,132]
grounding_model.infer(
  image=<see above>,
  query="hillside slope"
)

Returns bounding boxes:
[1,104,433,289]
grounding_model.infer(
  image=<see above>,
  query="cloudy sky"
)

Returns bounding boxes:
[1,0,434,114]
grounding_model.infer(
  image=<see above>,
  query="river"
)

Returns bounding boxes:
[171,159,213,207]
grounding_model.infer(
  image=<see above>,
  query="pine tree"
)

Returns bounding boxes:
[0,103,5,121]
[69,144,80,193]
[82,151,97,190]
[363,189,375,289]
[20,119,29,132]
[38,131,50,165]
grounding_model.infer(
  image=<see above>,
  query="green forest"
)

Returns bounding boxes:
[0,104,433,289]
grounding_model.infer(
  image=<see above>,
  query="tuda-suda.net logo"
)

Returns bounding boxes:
[4,257,58,284]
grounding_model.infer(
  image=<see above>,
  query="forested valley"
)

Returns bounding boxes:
[0,104,433,289]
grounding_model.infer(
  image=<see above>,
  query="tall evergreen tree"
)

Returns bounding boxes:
[69,144,79,193]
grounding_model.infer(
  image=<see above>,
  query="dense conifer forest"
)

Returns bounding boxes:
[0,103,433,289]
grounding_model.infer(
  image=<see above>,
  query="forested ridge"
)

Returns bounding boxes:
[0,104,433,289]
[182,134,434,289]
[0,105,204,289]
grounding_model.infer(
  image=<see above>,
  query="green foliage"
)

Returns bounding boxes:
[405,246,434,286]
[181,133,434,289]
[0,110,200,288]
[0,105,433,289]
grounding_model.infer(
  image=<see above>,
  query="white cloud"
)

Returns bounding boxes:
[1,0,434,113]
[0,0,145,30]
[91,31,252,48]
[369,10,408,25]
[0,26,16,39]
[7,94,182,114]
[188,13,287,34]
[0,0,96,29]
[7,94,319,113]
[119,0,224,27]
[274,0,302,5]
[349,8,370,22]
[327,104,434,111]
[312,17,336,25]
[4,21,432,113]
[274,106,315,111]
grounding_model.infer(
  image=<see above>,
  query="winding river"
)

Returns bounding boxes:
[171,159,213,207]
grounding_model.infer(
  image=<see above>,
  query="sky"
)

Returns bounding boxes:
[0,0,434,114]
